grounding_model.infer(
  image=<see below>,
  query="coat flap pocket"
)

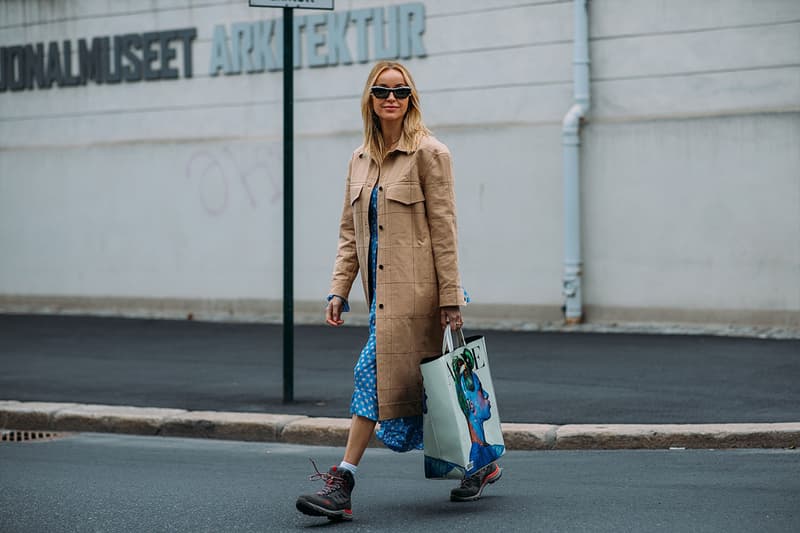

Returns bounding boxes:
[350,183,365,205]
[386,182,425,205]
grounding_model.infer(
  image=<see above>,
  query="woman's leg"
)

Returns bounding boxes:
[343,415,377,465]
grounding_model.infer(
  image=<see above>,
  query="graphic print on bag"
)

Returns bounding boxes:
[451,347,505,470]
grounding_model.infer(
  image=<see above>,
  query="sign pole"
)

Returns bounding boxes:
[282,6,294,404]
[249,0,334,405]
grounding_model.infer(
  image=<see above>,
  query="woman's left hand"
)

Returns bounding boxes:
[440,306,463,331]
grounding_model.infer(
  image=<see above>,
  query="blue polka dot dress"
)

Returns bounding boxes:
[350,184,424,453]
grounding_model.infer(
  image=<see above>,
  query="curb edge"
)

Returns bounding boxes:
[1,401,798,451]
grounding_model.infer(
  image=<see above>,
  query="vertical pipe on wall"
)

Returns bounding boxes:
[562,0,590,324]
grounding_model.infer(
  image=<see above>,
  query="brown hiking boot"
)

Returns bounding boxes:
[296,460,355,521]
[450,462,503,502]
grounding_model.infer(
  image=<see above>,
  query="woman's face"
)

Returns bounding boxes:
[371,68,410,125]
[460,372,492,422]
[469,374,492,421]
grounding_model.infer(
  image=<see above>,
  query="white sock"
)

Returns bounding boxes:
[338,461,358,475]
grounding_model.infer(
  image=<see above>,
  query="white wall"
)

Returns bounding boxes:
[583,0,800,324]
[1,0,798,326]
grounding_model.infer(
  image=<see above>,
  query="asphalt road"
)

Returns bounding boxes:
[0,433,798,532]
[2,314,799,424]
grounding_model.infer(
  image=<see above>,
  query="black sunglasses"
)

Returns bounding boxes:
[370,86,412,99]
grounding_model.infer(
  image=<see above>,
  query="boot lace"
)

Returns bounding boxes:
[459,464,491,489]
[458,473,480,490]
[308,458,344,496]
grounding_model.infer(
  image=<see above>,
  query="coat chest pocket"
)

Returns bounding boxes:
[350,182,365,205]
[385,181,425,205]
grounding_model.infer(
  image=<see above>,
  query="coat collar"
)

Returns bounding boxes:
[355,137,416,160]
[390,136,415,155]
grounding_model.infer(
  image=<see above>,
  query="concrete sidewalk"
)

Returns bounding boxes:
[2,314,799,449]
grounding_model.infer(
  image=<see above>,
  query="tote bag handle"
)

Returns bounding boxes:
[442,325,468,355]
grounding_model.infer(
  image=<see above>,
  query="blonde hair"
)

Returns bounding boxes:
[360,61,431,167]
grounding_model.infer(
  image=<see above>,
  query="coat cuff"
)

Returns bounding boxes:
[438,287,466,308]
[327,294,350,313]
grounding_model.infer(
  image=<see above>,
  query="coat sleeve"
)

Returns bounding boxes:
[329,156,360,300]
[419,146,466,308]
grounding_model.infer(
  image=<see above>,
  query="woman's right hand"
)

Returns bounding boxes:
[326,296,345,327]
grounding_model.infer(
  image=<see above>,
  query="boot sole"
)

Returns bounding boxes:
[450,465,503,502]
[296,499,353,521]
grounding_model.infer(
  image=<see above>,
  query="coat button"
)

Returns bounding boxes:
[378,303,384,309]
[379,264,384,270]
[378,225,384,231]
[378,186,383,191]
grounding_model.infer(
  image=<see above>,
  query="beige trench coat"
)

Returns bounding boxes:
[329,134,465,420]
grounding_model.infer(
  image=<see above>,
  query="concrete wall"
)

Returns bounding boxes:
[1,0,798,327]
[583,0,800,325]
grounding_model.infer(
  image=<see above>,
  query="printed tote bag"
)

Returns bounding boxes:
[420,327,505,479]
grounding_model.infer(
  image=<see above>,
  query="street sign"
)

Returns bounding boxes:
[249,0,333,9]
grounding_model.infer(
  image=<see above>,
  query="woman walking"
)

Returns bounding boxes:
[295,61,502,521]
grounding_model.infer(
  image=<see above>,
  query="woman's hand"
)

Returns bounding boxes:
[440,306,463,331]
[326,297,345,327]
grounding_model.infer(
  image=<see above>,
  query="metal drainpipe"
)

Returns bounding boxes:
[562,0,590,324]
